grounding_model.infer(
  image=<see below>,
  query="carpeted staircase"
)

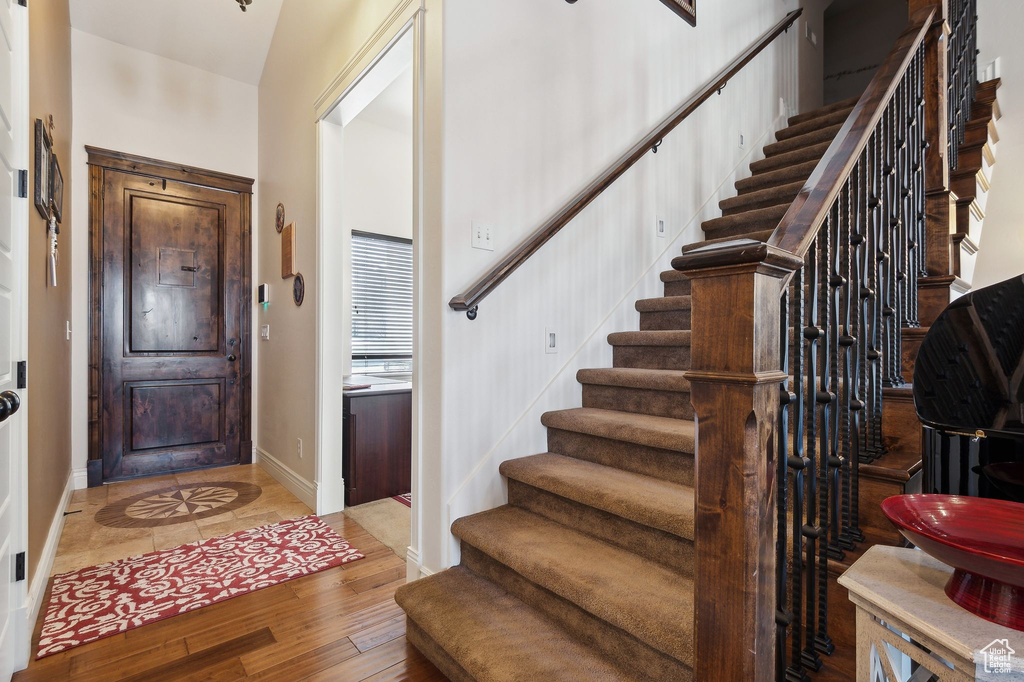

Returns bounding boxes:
[396,95,862,682]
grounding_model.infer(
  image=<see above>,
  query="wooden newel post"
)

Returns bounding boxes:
[676,241,803,682]
[909,0,954,277]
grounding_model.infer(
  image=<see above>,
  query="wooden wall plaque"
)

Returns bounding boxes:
[281,222,296,278]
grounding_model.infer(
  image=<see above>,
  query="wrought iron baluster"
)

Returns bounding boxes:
[837,175,858,551]
[848,149,867,543]
[815,216,834,655]
[866,125,885,461]
[826,197,845,562]
[788,264,811,682]
[801,235,823,671]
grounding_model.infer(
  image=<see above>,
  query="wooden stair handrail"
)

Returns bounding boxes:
[767,7,936,260]
[449,8,803,318]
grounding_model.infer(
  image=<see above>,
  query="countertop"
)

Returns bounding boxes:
[343,374,412,397]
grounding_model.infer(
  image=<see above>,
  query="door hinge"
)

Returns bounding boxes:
[17,170,27,198]
[17,361,26,389]
[14,552,25,582]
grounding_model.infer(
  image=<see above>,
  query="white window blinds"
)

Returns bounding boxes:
[351,231,413,372]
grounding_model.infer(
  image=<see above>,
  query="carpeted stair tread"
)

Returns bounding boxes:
[736,159,819,193]
[577,367,690,392]
[607,330,690,347]
[500,453,696,541]
[749,140,831,174]
[396,566,636,682]
[701,203,788,238]
[764,122,843,157]
[542,407,695,453]
[452,506,695,666]
[777,106,855,141]
[680,228,776,253]
[720,180,805,215]
[787,95,860,126]
[635,295,691,313]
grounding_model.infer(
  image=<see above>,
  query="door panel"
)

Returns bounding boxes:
[127,381,223,451]
[0,0,22,676]
[98,171,247,481]
[129,195,221,353]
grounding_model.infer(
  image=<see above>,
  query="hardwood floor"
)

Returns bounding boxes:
[15,512,447,681]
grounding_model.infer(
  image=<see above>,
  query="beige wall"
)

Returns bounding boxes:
[69,29,259,479]
[256,0,419,483]
[27,0,73,581]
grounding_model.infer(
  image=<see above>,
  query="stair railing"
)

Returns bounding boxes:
[448,9,802,320]
[674,8,935,681]
[947,0,978,172]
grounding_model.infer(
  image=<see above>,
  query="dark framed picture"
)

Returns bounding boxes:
[276,202,285,233]
[659,0,695,25]
[34,119,52,220]
[50,153,63,224]
[293,272,305,306]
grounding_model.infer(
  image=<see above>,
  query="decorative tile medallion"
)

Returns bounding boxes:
[95,481,262,528]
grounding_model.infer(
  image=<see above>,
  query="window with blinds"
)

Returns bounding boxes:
[351,231,413,374]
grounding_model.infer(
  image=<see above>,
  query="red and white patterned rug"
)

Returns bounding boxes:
[37,515,363,658]
[392,493,412,508]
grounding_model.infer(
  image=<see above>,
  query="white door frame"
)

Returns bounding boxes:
[314,2,426,580]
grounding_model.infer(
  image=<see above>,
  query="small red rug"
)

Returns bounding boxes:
[393,493,412,507]
[37,515,363,658]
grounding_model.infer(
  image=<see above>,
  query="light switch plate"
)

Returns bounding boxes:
[656,217,667,239]
[472,221,495,251]
[261,324,270,341]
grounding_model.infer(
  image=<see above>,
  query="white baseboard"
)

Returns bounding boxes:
[405,546,435,581]
[253,446,317,510]
[18,471,74,666]
[72,467,88,490]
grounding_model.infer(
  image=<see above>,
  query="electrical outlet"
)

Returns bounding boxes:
[545,328,558,354]
[297,438,303,458]
[656,217,667,239]
[261,324,270,341]
[472,221,495,251]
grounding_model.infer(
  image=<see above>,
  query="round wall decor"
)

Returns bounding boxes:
[293,272,305,306]
[276,202,285,233]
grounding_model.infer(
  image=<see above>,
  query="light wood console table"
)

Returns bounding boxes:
[838,545,1024,681]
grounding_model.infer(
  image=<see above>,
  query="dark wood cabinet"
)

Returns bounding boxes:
[343,387,412,507]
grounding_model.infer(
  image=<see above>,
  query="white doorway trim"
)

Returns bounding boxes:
[314,2,426,580]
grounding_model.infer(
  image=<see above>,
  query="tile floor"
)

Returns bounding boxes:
[53,464,313,576]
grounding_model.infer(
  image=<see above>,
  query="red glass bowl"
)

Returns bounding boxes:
[882,494,1024,632]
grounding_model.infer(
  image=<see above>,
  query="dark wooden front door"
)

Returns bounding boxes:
[88,149,253,483]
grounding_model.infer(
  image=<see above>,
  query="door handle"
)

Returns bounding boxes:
[227,354,237,362]
[0,391,16,422]
[2,390,21,416]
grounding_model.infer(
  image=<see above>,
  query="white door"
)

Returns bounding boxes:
[0,0,28,678]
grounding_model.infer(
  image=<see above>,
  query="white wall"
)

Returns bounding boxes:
[975,0,1024,288]
[69,29,259,479]
[342,118,413,241]
[434,0,801,568]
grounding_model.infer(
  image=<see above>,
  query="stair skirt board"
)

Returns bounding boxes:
[398,98,861,679]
